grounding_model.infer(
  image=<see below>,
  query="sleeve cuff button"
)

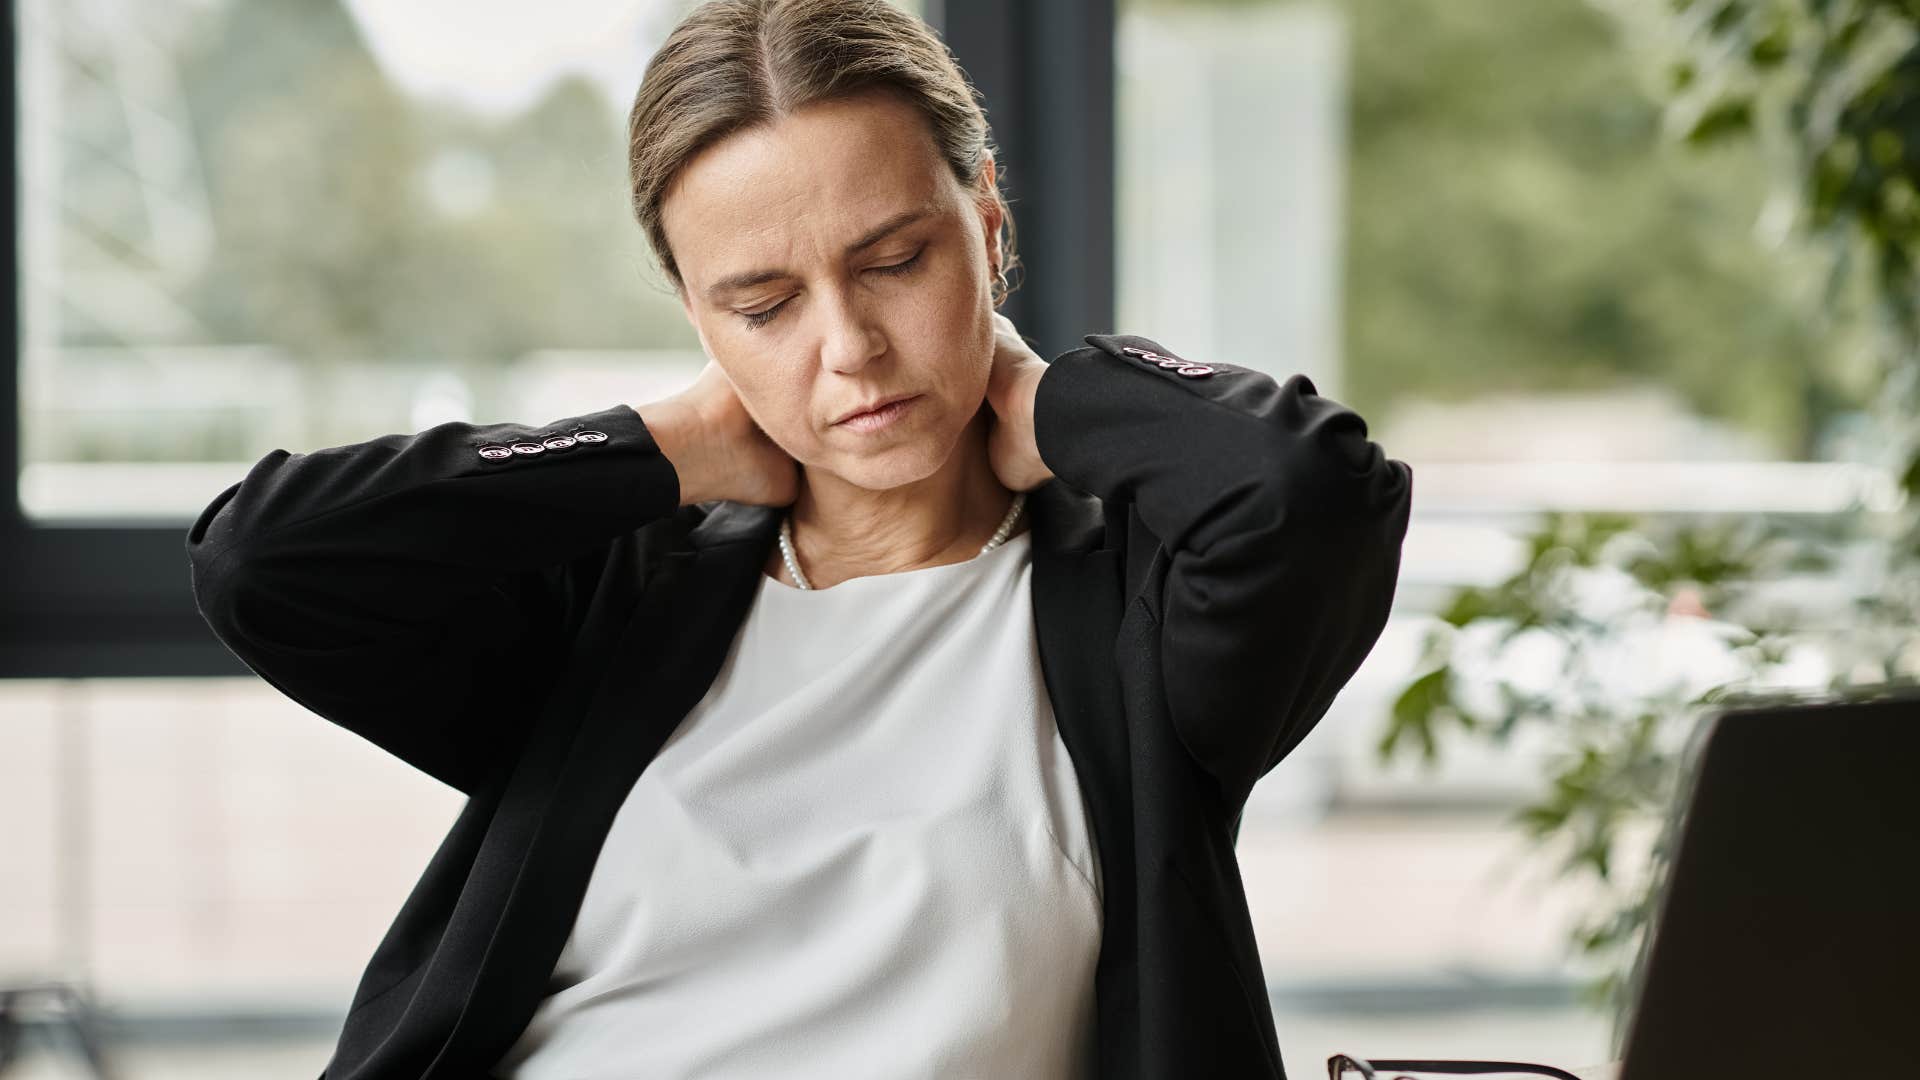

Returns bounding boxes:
[477,445,513,461]
[1120,345,1216,377]
[573,430,609,443]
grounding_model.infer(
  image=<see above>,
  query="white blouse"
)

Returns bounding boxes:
[497,528,1105,1079]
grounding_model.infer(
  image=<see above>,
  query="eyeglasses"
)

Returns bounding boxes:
[1327,1054,1586,1080]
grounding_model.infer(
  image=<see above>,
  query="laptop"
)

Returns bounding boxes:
[1613,690,1920,1078]
[1329,691,1920,1080]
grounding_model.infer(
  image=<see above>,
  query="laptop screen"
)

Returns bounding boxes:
[1617,693,1920,1078]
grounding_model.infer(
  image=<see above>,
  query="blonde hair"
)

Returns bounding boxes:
[627,0,1020,306]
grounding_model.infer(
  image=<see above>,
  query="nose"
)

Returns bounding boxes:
[817,286,886,375]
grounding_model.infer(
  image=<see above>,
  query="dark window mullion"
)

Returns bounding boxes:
[938,0,1116,361]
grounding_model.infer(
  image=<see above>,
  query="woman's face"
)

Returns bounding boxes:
[661,87,1002,493]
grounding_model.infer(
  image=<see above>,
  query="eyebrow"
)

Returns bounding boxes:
[703,203,940,301]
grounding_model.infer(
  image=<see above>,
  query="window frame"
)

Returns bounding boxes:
[0,0,1118,678]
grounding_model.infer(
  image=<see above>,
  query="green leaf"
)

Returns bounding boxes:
[1684,99,1754,145]
[1439,587,1493,627]
[1901,449,1920,497]
[1379,666,1453,763]
[1514,801,1571,836]
[1749,24,1790,68]
[1869,128,1906,171]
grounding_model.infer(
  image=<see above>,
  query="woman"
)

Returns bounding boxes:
[185,1,1413,1077]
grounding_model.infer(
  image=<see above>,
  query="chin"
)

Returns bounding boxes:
[831,449,943,492]
[815,425,964,489]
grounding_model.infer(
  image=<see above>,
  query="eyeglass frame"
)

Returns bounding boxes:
[1327,1052,1586,1080]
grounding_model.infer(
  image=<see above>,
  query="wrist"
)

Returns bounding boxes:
[636,397,718,506]
[1024,367,1054,485]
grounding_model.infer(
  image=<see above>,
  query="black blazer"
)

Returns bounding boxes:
[186,333,1413,1080]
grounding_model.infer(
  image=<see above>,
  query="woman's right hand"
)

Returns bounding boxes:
[639,361,800,508]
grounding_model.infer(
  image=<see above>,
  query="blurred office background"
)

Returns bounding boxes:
[3,0,1886,1075]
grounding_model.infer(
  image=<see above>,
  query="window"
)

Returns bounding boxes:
[1108,0,1847,1067]
[4,7,1120,1061]
[0,0,949,676]
[18,0,946,522]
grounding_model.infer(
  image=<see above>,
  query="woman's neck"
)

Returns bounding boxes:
[767,412,1029,589]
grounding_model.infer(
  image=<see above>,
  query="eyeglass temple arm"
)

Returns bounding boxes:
[1330,1056,1587,1080]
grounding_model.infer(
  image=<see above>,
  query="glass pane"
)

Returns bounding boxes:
[1115,0,1867,487]
[1111,3,1735,1073]
[14,0,922,522]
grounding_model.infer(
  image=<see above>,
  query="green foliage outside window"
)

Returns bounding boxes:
[1139,0,1870,452]
[1384,0,1920,1024]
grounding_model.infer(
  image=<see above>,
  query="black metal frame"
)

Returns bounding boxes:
[1327,1055,1586,1080]
[0,0,1116,679]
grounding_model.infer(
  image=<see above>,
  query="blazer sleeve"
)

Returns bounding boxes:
[184,403,684,795]
[1033,333,1414,811]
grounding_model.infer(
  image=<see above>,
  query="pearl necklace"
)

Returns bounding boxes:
[777,490,1027,591]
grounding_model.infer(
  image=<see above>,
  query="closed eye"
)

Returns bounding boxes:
[739,301,787,330]
[868,249,924,277]
[735,250,926,331]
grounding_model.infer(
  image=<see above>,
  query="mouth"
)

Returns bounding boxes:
[833,392,921,425]
[833,394,922,433]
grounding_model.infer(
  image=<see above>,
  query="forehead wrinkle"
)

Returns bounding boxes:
[670,96,955,304]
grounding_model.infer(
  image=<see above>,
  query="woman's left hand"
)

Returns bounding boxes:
[984,311,1056,492]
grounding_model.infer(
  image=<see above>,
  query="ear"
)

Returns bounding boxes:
[978,154,1003,269]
